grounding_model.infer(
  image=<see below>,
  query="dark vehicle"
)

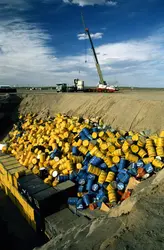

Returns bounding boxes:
[0,85,17,93]
[56,83,67,92]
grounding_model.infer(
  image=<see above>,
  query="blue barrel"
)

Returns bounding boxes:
[81,165,88,171]
[89,156,102,166]
[78,185,84,192]
[100,163,108,170]
[79,131,88,141]
[103,182,109,189]
[92,127,98,132]
[110,165,118,173]
[137,160,144,168]
[118,158,127,169]
[92,184,99,192]
[144,163,154,174]
[72,146,78,156]
[117,182,125,191]
[78,179,86,185]
[117,172,130,184]
[128,167,137,176]
[118,169,127,174]
[88,191,97,197]
[68,197,78,206]
[82,128,92,140]
[86,178,94,191]
[77,170,87,179]
[97,201,102,208]
[87,174,96,180]
[58,175,69,183]
[76,199,84,210]
[69,171,77,181]
[83,194,90,206]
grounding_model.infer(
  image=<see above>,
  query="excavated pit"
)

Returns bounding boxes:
[1,90,164,250]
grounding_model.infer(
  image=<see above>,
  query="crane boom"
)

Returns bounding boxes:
[81,13,106,85]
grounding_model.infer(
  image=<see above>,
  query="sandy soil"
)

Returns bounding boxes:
[20,90,164,133]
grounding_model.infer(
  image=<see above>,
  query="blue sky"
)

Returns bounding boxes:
[0,0,164,87]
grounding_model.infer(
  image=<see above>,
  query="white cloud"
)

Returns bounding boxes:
[0,13,164,87]
[78,32,103,40]
[63,0,117,7]
[0,0,31,11]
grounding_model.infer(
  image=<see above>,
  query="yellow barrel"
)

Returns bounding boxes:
[99,131,107,140]
[147,146,156,157]
[146,139,154,147]
[106,172,115,182]
[62,169,69,175]
[138,148,147,158]
[92,132,98,139]
[131,145,139,153]
[106,183,114,192]
[98,171,107,185]
[115,140,122,148]
[156,147,164,157]
[83,140,89,147]
[113,149,122,156]
[88,164,101,176]
[112,156,120,164]
[108,145,115,153]
[122,144,129,154]
[159,131,164,137]
[76,163,82,170]
[32,166,39,175]
[156,138,164,147]
[143,157,154,164]
[106,130,115,138]
[132,134,139,141]
[108,190,117,203]
[40,153,45,163]
[128,131,134,136]
[100,143,108,151]
[88,143,94,151]
[137,137,145,147]
[104,157,113,168]
[152,159,164,168]
[78,145,88,155]
[125,153,139,163]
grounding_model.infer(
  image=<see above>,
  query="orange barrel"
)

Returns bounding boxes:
[147,146,156,157]
[98,171,107,185]
[131,145,139,153]
[106,130,115,138]
[106,172,115,182]
[112,156,120,164]
[88,164,101,176]
[152,159,164,169]
[125,153,139,163]
[156,147,164,157]
[143,157,154,164]
[156,137,164,147]
[137,167,146,178]
[113,149,122,156]
[138,148,147,158]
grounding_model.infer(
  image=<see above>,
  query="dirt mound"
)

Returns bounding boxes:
[20,91,164,132]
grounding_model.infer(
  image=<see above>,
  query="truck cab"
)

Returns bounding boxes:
[56,83,67,92]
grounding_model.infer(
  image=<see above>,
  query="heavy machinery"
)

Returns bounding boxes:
[81,13,117,93]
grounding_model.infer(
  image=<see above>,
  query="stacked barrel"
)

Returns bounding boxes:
[2,113,164,210]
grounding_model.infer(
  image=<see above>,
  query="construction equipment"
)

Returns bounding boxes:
[81,13,117,92]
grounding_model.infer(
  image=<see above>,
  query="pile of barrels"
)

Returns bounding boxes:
[2,113,164,210]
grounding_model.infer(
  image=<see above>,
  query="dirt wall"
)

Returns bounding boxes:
[20,91,164,132]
